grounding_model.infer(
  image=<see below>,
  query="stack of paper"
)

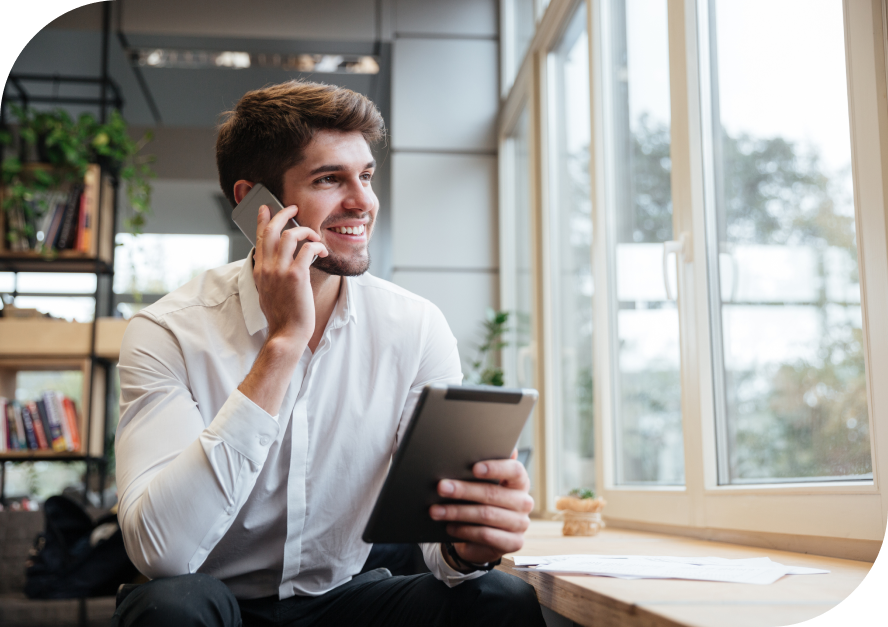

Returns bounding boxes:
[512,555,829,585]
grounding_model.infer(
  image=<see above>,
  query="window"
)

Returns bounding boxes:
[501,106,537,488]
[545,3,595,498]
[501,0,537,93]
[499,0,888,549]
[601,0,683,486]
[1,273,97,321]
[113,233,229,318]
[704,0,869,484]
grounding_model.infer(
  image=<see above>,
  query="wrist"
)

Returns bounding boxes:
[264,332,309,359]
[442,542,501,574]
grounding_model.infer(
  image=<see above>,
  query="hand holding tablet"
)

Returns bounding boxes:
[362,383,538,562]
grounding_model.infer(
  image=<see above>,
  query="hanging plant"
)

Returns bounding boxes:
[0,105,155,252]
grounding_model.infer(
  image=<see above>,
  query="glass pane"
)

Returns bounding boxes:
[548,5,595,496]
[114,234,229,295]
[608,0,683,485]
[0,272,16,292]
[505,0,536,91]
[13,296,96,322]
[506,107,536,474]
[708,0,871,482]
[15,273,97,294]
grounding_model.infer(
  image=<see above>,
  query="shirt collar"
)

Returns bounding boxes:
[237,250,359,335]
[238,250,268,336]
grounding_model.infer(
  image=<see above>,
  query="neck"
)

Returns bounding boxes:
[307,268,341,352]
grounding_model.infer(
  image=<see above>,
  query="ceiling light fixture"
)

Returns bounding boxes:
[130,48,379,75]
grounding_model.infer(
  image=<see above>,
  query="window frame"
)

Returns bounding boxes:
[499,0,888,554]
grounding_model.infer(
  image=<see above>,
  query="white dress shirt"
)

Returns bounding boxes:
[115,255,485,599]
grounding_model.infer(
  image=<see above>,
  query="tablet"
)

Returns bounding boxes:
[362,383,538,544]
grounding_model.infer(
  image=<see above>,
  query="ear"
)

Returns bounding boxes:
[233,180,255,204]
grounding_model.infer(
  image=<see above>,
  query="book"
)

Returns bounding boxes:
[34,399,53,450]
[20,403,39,450]
[0,398,6,453]
[11,402,27,450]
[62,397,81,452]
[57,185,83,250]
[43,201,67,251]
[6,403,20,450]
[28,401,49,449]
[49,392,75,451]
[42,391,68,452]
[77,165,100,254]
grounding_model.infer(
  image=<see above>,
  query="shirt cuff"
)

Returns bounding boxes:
[429,543,488,587]
[205,389,280,463]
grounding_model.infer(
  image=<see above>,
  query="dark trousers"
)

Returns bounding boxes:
[110,568,546,627]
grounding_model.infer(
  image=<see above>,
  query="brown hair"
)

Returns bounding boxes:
[216,80,385,207]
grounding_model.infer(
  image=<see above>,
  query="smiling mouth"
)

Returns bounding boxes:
[328,225,366,235]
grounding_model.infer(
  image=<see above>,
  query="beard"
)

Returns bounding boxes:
[313,248,371,277]
[313,211,374,277]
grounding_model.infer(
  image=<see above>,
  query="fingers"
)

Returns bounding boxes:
[430,502,529,533]
[278,226,322,267]
[295,240,328,266]
[257,204,299,259]
[473,458,531,491]
[446,525,525,556]
[437,477,534,513]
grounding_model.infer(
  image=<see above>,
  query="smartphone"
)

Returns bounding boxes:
[231,183,316,263]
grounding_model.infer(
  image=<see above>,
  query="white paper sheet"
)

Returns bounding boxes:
[511,554,829,585]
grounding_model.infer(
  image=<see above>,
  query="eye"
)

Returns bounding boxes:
[361,172,373,182]
[315,175,336,185]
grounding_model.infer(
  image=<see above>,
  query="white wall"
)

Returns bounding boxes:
[387,0,501,376]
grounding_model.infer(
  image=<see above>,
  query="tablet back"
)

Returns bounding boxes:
[362,384,537,544]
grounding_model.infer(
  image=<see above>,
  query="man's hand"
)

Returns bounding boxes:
[238,203,327,416]
[430,449,533,569]
[252,203,327,344]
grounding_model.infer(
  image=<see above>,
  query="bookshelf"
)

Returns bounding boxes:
[1,59,126,503]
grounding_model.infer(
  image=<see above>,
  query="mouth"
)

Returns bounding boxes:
[326,223,367,240]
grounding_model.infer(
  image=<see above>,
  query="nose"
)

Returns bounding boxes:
[343,177,376,212]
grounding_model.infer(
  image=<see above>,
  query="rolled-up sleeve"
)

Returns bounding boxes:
[115,314,278,579]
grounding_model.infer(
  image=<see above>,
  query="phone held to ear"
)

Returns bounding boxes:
[231,183,317,264]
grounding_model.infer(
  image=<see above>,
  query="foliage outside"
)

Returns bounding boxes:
[625,116,869,482]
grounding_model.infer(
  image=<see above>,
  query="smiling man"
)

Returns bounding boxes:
[111,81,545,627]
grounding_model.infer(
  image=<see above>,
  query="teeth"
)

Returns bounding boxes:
[335,225,364,235]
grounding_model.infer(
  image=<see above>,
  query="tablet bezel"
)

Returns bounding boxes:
[361,383,537,544]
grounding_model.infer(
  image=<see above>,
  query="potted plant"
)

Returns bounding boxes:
[556,488,606,536]
[0,104,154,253]
[466,308,510,386]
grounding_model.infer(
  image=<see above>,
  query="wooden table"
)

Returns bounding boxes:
[497,521,872,627]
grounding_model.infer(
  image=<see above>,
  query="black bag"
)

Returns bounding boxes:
[24,495,139,599]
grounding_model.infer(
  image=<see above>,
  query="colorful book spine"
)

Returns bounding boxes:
[62,397,81,452]
[20,403,39,450]
[28,401,49,450]
[12,402,27,450]
[57,185,83,250]
[42,392,68,452]
[49,392,75,451]
[6,403,20,450]
[35,399,53,450]
[0,398,6,453]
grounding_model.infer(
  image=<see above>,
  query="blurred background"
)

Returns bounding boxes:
[0,0,500,508]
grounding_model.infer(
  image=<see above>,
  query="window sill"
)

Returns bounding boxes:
[502,520,872,627]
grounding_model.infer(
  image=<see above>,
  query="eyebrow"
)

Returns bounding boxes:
[309,160,376,176]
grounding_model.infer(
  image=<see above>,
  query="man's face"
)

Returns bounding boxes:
[279,130,378,276]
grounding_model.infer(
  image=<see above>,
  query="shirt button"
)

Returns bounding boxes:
[259,437,269,446]
[226,505,234,514]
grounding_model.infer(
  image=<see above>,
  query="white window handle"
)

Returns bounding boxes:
[662,233,690,301]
